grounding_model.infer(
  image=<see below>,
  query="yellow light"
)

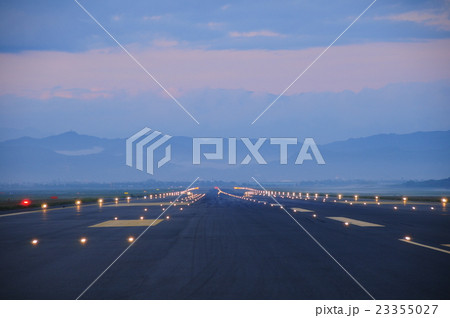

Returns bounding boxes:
[75,200,81,205]
[80,237,87,244]
[31,239,39,245]
[115,197,119,201]
[402,197,407,205]
[128,236,134,243]
[338,194,342,200]
[98,198,103,203]
[404,236,411,241]
[442,198,448,203]
[41,203,48,209]
[354,195,358,201]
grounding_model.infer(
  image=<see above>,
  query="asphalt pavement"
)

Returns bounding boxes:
[0,189,449,300]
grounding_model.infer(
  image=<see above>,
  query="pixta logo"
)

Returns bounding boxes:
[126,128,325,175]
[126,127,172,175]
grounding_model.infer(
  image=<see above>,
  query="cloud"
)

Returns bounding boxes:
[376,10,450,31]
[229,30,285,38]
[152,39,179,48]
[1,40,449,99]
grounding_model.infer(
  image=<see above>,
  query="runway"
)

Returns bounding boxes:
[0,188,449,300]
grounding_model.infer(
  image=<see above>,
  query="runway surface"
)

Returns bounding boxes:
[0,188,449,300]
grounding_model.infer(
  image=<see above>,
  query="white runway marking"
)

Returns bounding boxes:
[327,217,384,227]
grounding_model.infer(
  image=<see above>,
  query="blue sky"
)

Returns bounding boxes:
[0,0,449,142]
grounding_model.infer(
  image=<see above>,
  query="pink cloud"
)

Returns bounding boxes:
[376,10,450,31]
[229,30,285,38]
[0,40,449,99]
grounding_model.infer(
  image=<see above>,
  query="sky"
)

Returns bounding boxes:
[0,0,450,143]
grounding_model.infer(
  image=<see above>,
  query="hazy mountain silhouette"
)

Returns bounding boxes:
[0,130,449,183]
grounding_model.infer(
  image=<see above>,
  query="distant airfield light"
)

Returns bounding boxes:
[412,206,416,210]
[75,200,82,206]
[350,202,353,205]
[333,200,336,203]
[114,217,118,220]
[98,198,103,204]
[404,236,411,241]
[41,203,48,209]
[31,239,39,245]
[402,197,408,205]
[442,198,448,207]
[114,197,119,202]
[338,194,342,200]
[180,208,183,211]
[166,215,170,220]
[344,200,348,203]
[375,196,379,202]
[344,222,349,227]
[80,237,87,244]
[312,214,317,218]
[394,206,398,210]
[140,216,144,220]
[128,236,134,243]
[363,202,367,205]
[21,199,31,207]
[354,195,358,201]
[431,207,435,210]
[144,208,148,212]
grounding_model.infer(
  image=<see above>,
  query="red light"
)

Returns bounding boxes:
[20,199,31,206]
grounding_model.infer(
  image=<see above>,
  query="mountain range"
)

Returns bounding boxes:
[0,130,449,183]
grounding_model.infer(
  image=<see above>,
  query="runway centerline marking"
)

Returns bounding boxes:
[291,208,314,212]
[399,239,450,255]
[327,217,384,227]
[90,219,164,227]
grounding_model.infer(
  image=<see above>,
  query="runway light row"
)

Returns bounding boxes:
[32,237,89,245]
